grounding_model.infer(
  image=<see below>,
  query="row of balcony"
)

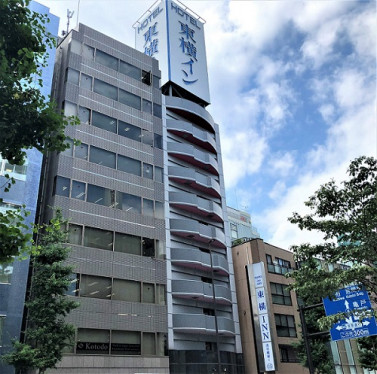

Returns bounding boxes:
[167,142,219,176]
[170,219,226,249]
[171,247,229,276]
[166,119,216,153]
[172,280,232,305]
[169,191,223,223]
[173,314,235,336]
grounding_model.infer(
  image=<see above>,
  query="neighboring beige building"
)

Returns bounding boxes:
[232,238,307,374]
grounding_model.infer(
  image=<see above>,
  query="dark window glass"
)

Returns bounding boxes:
[142,99,152,114]
[66,273,79,296]
[67,68,79,85]
[119,89,141,110]
[119,60,141,80]
[80,73,92,90]
[61,138,74,157]
[152,75,160,89]
[142,283,155,303]
[117,155,141,176]
[78,106,90,124]
[155,167,163,183]
[84,227,113,251]
[71,180,86,200]
[77,328,109,354]
[75,143,88,160]
[119,192,141,214]
[154,134,163,149]
[94,79,118,101]
[112,279,140,302]
[96,49,118,70]
[87,184,114,207]
[111,330,141,356]
[142,70,151,85]
[89,146,116,169]
[92,111,117,133]
[142,238,155,257]
[143,199,154,217]
[114,233,141,255]
[270,282,292,306]
[54,176,70,197]
[153,103,162,118]
[275,314,296,337]
[68,224,82,245]
[141,130,153,146]
[82,44,94,60]
[118,121,141,142]
[154,201,164,219]
[80,275,112,299]
[143,163,153,179]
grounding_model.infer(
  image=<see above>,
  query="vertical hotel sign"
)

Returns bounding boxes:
[247,263,276,372]
[134,0,211,104]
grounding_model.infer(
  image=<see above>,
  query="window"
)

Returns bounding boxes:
[89,146,116,169]
[143,199,154,217]
[61,138,74,157]
[117,154,141,176]
[87,185,114,207]
[143,332,155,355]
[119,89,141,110]
[112,330,141,355]
[82,44,95,60]
[280,345,299,363]
[270,283,292,306]
[119,60,141,80]
[54,176,70,197]
[118,121,141,142]
[154,134,163,149]
[80,275,112,299]
[114,233,141,255]
[94,79,118,101]
[267,255,292,275]
[154,201,164,219]
[96,49,118,70]
[80,73,92,90]
[66,68,79,85]
[142,283,155,303]
[71,180,86,200]
[0,157,28,180]
[142,238,155,257]
[203,308,215,316]
[142,99,152,114]
[74,143,88,160]
[118,192,141,214]
[143,163,153,179]
[155,167,163,183]
[63,101,77,117]
[141,130,153,146]
[84,227,113,251]
[141,70,151,85]
[153,75,160,89]
[275,314,296,337]
[68,224,82,245]
[113,279,140,302]
[78,106,90,124]
[0,264,13,283]
[92,111,117,133]
[153,103,162,118]
[77,328,110,354]
[0,316,5,346]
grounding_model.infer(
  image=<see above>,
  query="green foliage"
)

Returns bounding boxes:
[1,210,79,373]
[358,336,377,370]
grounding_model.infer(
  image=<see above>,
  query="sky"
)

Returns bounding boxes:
[37,0,377,249]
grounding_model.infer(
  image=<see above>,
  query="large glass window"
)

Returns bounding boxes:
[77,328,110,354]
[74,143,88,160]
[142,238,155,257]
[111,330,141,355]
[275,314,296,337]
[89,146,116,169]
[142,283,155,304]
[119,60,141,80]
[154,201,164,219]
[143,199,154,217]
[143,163,153,179]
[118,192,141,214]
[84,227,113,251]
[82,44,95,60]
[54,176,70,197]
[87,185,114,207]
[118,121,141,142]
[117,155,141,176]
[71,180,86,200]
[112,279,140,302]
[80,73,92,90]
[152,75,160,89]
[63,101,77,117]
[142,99,152,114]
[92,111,117,133]
[94,79,118,101]
[114,233,141,255]
[141,130,153,147]
[119,89,141,110]
[154,167,163,183]
[68,224,82,245]
[78,106,90,124]
[153,103,162,118]
[61,138,74,157]
[80,275,112,299]
[270,283,292,306]
[96,50,118,70]
[67,68,79,85]
[154,134,163,149]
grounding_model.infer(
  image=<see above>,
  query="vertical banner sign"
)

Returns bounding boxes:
[134,0,211,104]
[248,263,276,372]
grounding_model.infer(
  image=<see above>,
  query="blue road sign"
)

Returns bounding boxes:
[323,285,377,341]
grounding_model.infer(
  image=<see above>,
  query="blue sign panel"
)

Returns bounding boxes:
[323,285,377,341]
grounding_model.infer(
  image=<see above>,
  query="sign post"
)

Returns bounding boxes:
[323,285,377,341]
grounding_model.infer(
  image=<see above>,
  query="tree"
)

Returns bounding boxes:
[288,156,377,369]
[0,0,78,263]
[1,210,79,373]
[358,336,377,370]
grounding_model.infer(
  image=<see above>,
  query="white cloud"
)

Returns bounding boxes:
[268,152,296,178]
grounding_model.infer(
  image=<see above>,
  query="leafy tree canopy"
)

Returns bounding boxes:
[1,210,79,373]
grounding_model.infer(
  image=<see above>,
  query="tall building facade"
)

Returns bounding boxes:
[0,3,59,374]
[134,1,243,373]
[227,206,260,243]
[39,24,168,373]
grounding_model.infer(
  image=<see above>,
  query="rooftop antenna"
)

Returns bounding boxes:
[66,9,74,35]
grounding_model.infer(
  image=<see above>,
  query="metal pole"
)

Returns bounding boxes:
[298,304,315,374]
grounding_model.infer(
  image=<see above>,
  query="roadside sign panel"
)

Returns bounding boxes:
[323,285,377,341]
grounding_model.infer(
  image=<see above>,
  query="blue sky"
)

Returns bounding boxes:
[39,0,376,249]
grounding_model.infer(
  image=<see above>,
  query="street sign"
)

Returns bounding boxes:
[323,285,377,341]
